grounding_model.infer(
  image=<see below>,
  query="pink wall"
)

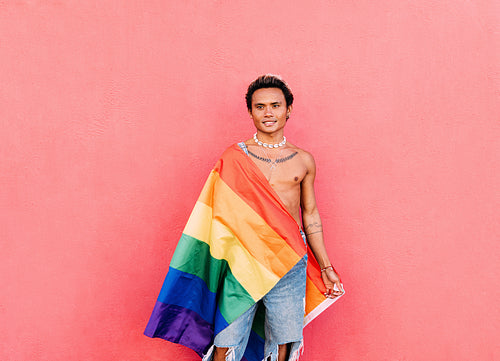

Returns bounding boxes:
[1,1,499,360]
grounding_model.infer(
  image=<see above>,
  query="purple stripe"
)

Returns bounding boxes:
[144,301,213,357]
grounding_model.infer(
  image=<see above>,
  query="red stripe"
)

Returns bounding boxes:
[214,144,306,257]
[306,247,326,293]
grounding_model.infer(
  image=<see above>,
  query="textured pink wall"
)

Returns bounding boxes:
[1,1,499,360]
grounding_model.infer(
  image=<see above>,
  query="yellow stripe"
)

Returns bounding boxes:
[183,200,213,241]
[211,172,301,276]
[196,170,217,207]
[183,201,279,300]
[189,171,300,276]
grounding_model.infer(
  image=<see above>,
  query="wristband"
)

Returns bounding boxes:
[321,265,333,272]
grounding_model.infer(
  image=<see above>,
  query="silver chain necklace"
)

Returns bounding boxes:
[258,145,285,180]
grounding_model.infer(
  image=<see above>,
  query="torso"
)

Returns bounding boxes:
[243,139,309,226]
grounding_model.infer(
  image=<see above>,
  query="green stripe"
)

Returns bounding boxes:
[170,233,255,323]
[251,302,266,338]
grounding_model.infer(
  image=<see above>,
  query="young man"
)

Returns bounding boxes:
[144,75,343,361]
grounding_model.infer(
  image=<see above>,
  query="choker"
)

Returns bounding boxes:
[253,133,287,148]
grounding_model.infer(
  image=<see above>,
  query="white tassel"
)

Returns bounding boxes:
[202,346,236,361]
[262,344,279,361]
[202,345,215,361]
[288,340,304,361]
[224,347,236,361]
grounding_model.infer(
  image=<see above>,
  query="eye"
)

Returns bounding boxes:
[256,105,263,109]
[273,104,280,108]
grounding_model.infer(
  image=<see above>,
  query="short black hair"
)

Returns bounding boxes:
[245,74,294,110]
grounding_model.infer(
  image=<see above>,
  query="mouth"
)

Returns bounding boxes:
[262,120,277,126]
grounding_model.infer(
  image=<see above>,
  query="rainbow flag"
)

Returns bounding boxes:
[144,144,343,360]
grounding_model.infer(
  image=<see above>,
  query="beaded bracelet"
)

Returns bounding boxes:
[321,265,333,272]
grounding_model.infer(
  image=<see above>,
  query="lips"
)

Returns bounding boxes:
[262,120,277,126]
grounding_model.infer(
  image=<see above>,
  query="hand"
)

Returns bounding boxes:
[321,266,344,298]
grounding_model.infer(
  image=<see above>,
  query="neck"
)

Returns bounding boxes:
[255,131,284,144]
[253,131,287,149]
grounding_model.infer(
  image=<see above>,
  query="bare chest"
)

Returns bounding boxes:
[247,148,307,188]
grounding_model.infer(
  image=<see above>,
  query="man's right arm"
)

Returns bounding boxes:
[300,151,344,298]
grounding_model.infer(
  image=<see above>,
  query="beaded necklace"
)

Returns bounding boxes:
[253,133,286,148]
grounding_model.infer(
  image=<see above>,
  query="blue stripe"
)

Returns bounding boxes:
[214,306,229,335]
[243,329,265,361]
[158,267,217,325]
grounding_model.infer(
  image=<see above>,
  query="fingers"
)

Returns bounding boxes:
[324,289,335,298]
[324,290,343,298]
[336,282,345,294]
[321,268,345,298]
[323,285,336,298]
[323,282,345,299]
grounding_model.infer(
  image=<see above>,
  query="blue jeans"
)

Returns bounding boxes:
[204,231,308,361]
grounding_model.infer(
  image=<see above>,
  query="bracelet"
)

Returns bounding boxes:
[321,265,333,272]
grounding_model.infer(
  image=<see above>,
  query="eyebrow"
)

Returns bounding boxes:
[254,101,282,106]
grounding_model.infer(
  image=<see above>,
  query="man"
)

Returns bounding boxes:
[144,75,344,361]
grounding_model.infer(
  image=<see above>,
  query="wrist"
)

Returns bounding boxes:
[320,265,333,272]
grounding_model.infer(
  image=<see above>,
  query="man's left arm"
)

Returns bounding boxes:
[300,152,344,298]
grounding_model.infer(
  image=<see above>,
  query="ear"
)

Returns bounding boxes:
[248,109,253,118]
[286,105,293,120]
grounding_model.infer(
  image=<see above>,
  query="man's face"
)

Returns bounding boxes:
[249,88,291,135]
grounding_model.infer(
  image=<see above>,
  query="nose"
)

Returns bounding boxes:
[264,105,273,116]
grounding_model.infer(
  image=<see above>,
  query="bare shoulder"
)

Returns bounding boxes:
[287,142,316,172]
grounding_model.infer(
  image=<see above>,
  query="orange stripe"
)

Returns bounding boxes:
[212,172,301,277]
[192,170,301,277]
[305,276,327,314]
[304,249,329,315]
[196,170,217,206]
[306,248,326,291]
[215,145,306,257]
